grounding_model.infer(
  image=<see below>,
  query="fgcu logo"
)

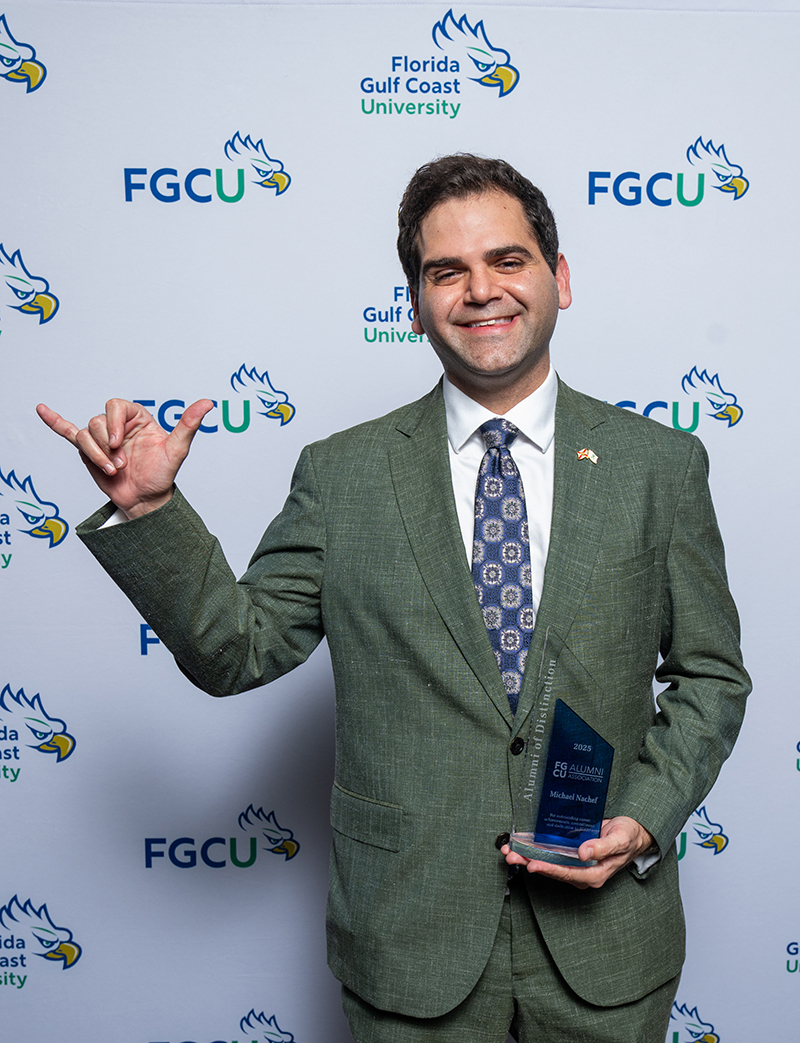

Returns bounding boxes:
[149,1009,294,1043]
[668,1002,719,1043]
[0,467,69,570]
[145,804,299,870]
[135,364,295,437]
[0,243,59,336]
[125,133,290,204]
[589,136,748,207]
[676,806,728,861]
[0,15,46,92]
[0,684,76,783]
[431,10,518,96]
[0,896,82,989]
[616,368,742,434]
[787,940,800,973]
[360,9,517,120]
[239,1010,295,1042]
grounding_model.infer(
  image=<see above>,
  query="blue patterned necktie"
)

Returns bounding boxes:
[471,418,533,714]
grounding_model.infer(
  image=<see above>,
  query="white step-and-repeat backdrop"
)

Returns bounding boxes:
[2,1,797,1040]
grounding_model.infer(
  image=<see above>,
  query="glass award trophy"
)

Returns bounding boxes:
[511,628,614,866]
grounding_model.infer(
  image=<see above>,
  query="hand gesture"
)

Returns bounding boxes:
[36,398,214,519]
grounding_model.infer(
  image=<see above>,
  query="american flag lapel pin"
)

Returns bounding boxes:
[576,448,599,464]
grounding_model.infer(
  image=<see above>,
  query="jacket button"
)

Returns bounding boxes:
[509,737,525,755]
[495,832,511,850]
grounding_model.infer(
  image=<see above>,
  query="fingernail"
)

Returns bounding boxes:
[103,463,115,475]
[113,457,125,468]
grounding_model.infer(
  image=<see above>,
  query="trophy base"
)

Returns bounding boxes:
[510,832,597,867]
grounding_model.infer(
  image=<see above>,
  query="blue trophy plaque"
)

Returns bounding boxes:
[511,630,614,866]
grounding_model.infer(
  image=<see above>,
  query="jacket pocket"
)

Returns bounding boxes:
[595,544,657,580]
[331,781,404,852]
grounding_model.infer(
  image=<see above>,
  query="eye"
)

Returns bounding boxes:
[432,269,459,284]
[12,286,33,300]
[0,56,16,68]
[253,165,270,178]
[470,58,492,73]
[36,936,56,949]
[20,511,43,525]
[28,728,49,740]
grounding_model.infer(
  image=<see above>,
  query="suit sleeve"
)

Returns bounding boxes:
[76,445,326,696]
[610,438,751,858]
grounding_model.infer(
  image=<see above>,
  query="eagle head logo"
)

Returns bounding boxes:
[0,896,82,968]
[238,804,300,860]
[240,1009,295,1042]
[669,1001,720,1042]
[224,133,291,195]
[230,365,295,425]
[0,243,59,334]
[432,10,519,97]
[0,15,46,92]
[0,467,69,547]
[687,137,749,199]
[0,684,75,761]
[689,805,728,855]
[681,367,742,427]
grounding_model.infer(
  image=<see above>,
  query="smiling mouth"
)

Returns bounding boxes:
[463,316,515,328]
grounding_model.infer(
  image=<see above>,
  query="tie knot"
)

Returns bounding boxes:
[480,418,519,451]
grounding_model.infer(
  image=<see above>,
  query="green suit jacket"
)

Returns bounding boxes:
[78,380,750,1017]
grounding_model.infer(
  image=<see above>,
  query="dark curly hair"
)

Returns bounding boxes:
[397,154,560,289]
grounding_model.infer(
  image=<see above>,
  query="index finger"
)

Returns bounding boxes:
[36,403,81,447]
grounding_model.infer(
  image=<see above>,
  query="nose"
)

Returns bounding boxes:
[463,264,503,305]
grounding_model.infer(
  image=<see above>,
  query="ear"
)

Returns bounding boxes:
[555,254,572,310]
[410,287,425,335]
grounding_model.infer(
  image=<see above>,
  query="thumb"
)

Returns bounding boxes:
[166,399,215,459]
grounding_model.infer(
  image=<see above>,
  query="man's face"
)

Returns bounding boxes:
[411,191,571,407]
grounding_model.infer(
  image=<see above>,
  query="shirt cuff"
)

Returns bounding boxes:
[100,508,129,528]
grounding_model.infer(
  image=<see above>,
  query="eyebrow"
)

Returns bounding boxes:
[422,244,535,278]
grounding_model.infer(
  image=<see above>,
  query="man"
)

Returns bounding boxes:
[38,155,750,1042]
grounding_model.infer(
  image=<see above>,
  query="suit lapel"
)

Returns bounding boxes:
[513,381,611,732]
[389,386,513,724]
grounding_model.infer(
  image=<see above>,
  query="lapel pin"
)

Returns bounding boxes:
[576,448,599,464]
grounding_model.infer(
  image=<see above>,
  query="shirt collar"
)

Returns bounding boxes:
[442,366,558,454]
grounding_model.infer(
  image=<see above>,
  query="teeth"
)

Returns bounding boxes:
[468,317,511,328]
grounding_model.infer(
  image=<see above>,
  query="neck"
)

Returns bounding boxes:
[446,364,549,415]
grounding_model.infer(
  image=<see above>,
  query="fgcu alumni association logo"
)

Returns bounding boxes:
[0,896,82,989]
[616,368,742,434]
[0,685,75,782]
[668,1002,719,1043]
[0,243,59,336]
[677,806,729,861]
[360,9,518,121]
[0,467,69,570]
[145,804,299,870]
[0,14,46,92]
[589,136,749,207]
[135,364,295,437]
[125,133,290,204]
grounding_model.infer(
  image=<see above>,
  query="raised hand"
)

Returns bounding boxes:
[36,398,214,518]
